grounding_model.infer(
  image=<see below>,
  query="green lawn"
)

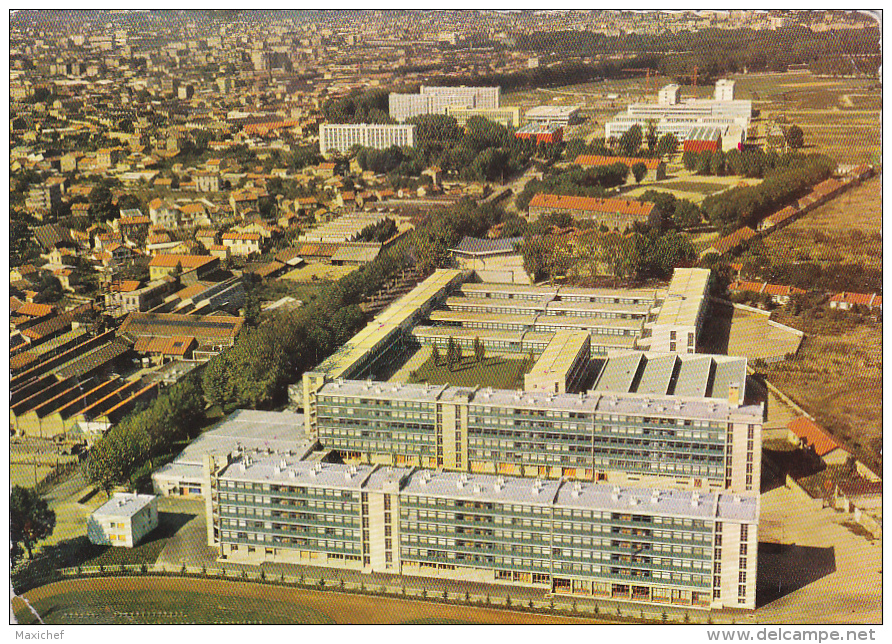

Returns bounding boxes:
[14,588,335,625]
[661,181,727,194]
[408,354,531,389]
[259,278,329,305]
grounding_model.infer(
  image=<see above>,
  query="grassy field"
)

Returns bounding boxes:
[758,314,882,475]
[13,577,598,624]
[731,72,881,165]
[408,354,531,389]
[260,277,328,305]
[759,175,882,270]
[281,263,357,282]
[11,463,55,488]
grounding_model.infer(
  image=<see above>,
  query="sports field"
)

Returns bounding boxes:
[408,354,531,389]
[12,577,598,625]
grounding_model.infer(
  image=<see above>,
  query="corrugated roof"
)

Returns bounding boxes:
[453,236,523,255]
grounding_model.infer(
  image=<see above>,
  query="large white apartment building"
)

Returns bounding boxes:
[389,85,500,122]
[319,123,415,156]
[605,81,752,144]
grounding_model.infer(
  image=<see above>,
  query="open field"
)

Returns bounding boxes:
[408,354,531,389]
[13,577,598,624]
[11,463,55,488]
[507,72,880,166]
[759,175,882,270]
[731,72,881,165]
[758,317,882,475]
[281,263,357,282]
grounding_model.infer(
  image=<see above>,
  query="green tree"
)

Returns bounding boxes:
[682,150,698,171]
[617,124,642,156]
[10,486,56,560]
[32,274,63,304]
[696,151,713,175]
[785,124,804,150]
[631,162,648,184]
[446,337,458,372]
[709,150,726,176]
[655,133,679,158]
[645,120,658,153]
[431,343,441,367]
[473,336,485,363]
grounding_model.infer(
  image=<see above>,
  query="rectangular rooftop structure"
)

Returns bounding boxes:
[592,350,747,406]
[524,330,591,394]
[635,354,678,396]
[672,355,713,399]
[650,268,710,354]
[591,352,644,394]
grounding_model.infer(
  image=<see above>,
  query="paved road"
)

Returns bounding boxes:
[155,497,217,567]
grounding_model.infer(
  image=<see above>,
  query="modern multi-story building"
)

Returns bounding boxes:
[205,454,758,610]
[605,81,751,146]
[197,264,760,612]
[524,105,582,128]
[312,353,761,494]
[389,85,500,122]
[648,268,711,354]
[443,105,521,129]
[319,123,415,156]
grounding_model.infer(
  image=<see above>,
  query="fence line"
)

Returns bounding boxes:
[48,564,729,624]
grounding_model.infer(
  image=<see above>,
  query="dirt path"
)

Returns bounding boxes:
[16,577,602,624]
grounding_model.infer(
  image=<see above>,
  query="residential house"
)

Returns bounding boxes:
[787,416,851,466]
[148,198,183,228]
[728,281,806,306]
[221,232,263,257]
[148,254,220,281]
[829,291,883,313]
[699,227,758,258]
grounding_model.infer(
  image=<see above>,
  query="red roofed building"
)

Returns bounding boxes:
[574,154,666,183]
[528,193,660,230]
[787,417,851,465]
[221,232,263,257]
[729,280,806,305]
[699,227,758,258]
[829,291,882,312]
[148,254,220,281]
[758,205,800,232]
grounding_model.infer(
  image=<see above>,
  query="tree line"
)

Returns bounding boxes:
[700,154,835,233]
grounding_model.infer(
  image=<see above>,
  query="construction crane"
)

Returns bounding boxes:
[622,67,657,96]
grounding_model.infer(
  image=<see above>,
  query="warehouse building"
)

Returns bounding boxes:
[205,455,758,610]
[524,105,582,127]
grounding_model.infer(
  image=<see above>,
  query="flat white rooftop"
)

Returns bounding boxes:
[93,493,156,519]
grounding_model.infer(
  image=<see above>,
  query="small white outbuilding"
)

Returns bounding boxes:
[87,493,159,548]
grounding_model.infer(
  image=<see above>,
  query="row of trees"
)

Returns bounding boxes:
[515,26,880,80]
[682,146,814,179]
[87,375,205,495]
[322,88,392,124]
[700,154,835,233]
[522,226,695,283]
[515,163,631,211]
